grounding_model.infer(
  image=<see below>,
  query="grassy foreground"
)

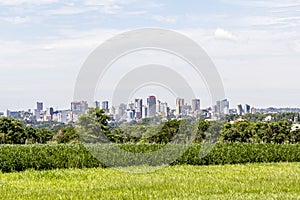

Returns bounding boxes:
[0,163,300,199]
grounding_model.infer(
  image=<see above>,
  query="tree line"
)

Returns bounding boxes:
[0,117,52,144]
[0,108,299,145]
[222,120,300,144]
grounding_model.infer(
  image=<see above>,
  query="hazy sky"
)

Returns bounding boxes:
[1,0,300,111]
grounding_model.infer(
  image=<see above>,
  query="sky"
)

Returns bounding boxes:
[0,0,300,111]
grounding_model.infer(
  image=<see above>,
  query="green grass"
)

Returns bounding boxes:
[1,163,300,199]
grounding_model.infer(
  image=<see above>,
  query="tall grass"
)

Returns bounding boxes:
[0,143,299,172]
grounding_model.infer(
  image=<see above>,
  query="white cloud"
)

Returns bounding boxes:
[0,0,58,5]
[244,16,283,26]
[151,15,178,24]
[125,10,147,15]
[214,28,239,41]
[0,28,123,70]
[0,16,31,24]
[243,16,300,27]
[222,0,300,8]
[46,6,97,15]
[83,0,141,14]
[101,4,122,14]
[84,0,137,6]
[84,0,146,15]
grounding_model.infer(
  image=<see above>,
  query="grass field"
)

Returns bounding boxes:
[1,163,300,200]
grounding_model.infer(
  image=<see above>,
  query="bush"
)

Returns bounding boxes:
[0,143,299,173]
[0,144,102,173]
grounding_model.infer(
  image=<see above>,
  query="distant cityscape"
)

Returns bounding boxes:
[1,96,300,124]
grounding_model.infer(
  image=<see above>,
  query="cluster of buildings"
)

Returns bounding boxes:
[107,97,203,122]
[2,102,87,124]
[0,96,274,124]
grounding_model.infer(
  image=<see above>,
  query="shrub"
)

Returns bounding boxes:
[0,143,299,173]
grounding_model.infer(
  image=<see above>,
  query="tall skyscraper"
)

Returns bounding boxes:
[221,99,229,115]
[102,101,109,113]
[237,104,244,116]
[176,98,184,116]
[216,100,221,113]
[245,104,251,114]
[147,96,156,117]
[143,105,148,118]
[156,100,161,113]
[135,99,143,119]
[49,107,54,120]
[37,102,43,111]
[94,101,100,108]
[161,102,169,117]
[215,99,229,115]
[192,99,201,112]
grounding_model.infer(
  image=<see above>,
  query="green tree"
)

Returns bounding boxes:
[0,117,53,144]
[76,108,111,143]
[0,117,26,144]
[148,119,180,144]
[194,120,210,143]
[53,126,79,144]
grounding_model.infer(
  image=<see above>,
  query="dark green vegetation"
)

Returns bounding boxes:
[222,120,300,143]
[1,163,299,199]
[0,117,76,144]
[224,112,300,123]
[0,117,52,144]
[1,143,299,173]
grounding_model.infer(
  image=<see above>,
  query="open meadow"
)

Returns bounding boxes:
[1,162,299,200]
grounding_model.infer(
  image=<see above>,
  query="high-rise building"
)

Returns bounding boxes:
[34,109,41,121]
[142,105,148,118]
[237,104,244,116]
[135,99,143,119]
[221,99,229,115]
[37,102,43,111]
[102,101,109,113]
[161,102,169,117]
[192,99,201,112]
[127,110,134,121]
[118,103,127,120]
[94,101,100,108]
[215,99,229,115]
[245,104,251,114]
[216,100,221,114]
[147,96,156,117]
[45,107,54,121]
[176,98,184,116]
[182,104,192,116]
[251,107,256,114]
[156,100,161,113]
[71,101,88,113]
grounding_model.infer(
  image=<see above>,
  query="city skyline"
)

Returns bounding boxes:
[4,96,300,114]
[0,96,233,124]
[3,96,300,125]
